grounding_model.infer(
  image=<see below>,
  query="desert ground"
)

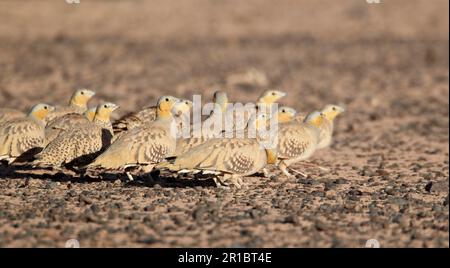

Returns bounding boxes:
[0,0,448,247]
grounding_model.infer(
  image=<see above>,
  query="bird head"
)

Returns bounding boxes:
[212,91,228,113]
[70,89,96,109]
[275,106,297,123]
[257,89,286,104]
[172,99,192,117]
[156,96,179,119]
[304,111,325,127]
[94,102,119,122]
[247,113,269,131]
[28,103,55,121]
[321,104,345,121]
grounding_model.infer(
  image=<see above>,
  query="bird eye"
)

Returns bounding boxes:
[81,91,85,95]
[165,98,169,102]
[282,109,286,113]
[44,106,48,109]
[332,107,336,110]
[271,92,276,96]
[104,105,107,108]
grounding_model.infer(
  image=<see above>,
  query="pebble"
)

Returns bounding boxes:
[192,206,207,221]
[314,220,328,231]
[138,235,159,244]
[79,194,94,205]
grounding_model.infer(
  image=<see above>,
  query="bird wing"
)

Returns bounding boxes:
[112,106,157,134]
[0,118,44,157]
[277,123,318,159]
[35,124,104,166]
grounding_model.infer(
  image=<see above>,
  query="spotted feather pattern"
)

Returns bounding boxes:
[170,138,267,176]
[44,113,91,146]
[35,123,111,166]
[0,118,44,158]
[112,106,157,134]
[89,121,176,169]
[277,122,319,161]
[45,106,85,123]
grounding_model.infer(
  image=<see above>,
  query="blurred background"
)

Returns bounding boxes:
[0,0,448,117]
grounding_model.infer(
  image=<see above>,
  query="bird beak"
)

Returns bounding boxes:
[86,90,96,97]
[110,104,119,111]
[278,91,287,98]
[49,106,56,112]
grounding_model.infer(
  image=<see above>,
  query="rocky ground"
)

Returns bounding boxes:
[0,0,448,247]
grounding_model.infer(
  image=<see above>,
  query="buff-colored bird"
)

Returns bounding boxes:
[0,108,26,126]
[43,106,98,147]
[174,91,228,156]
[0,104,55,164]
[113,96,192,136]
[276,111,323,179]
[157,113,277,188]
[315,104,345,149]
[112,98,192,143]
[87,96,180,174]
[45,89,95,123]
[233,89,287,132]
[274,106,297,123]
[33,103,118,168]
[257,89,287,104]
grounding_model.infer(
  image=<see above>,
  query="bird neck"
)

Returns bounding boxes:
[276,113,293,124]
[28,110,47,123]
[157,107,173,121]
[323,111,338,122]
[304,114,325,128]
[84,109,96,121]
[265,149,277,164]
[217,100,228,113]
[70,96,88,109]
[93,111,111,124]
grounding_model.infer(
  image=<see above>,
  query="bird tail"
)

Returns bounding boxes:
[31,158,54,169]
[154,161,178,171]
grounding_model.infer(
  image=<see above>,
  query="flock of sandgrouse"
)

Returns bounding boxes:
[0,89,344,188]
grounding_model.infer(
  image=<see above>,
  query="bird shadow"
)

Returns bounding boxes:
[0,163,218,188]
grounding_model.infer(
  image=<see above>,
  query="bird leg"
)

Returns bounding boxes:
[288,167,308,178]
[125,172,134,181]
[278,161,296,179]
[227,174,245,189]
[213,176,230,189]
[298,161,329,172]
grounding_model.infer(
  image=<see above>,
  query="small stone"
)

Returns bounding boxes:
[79,194,93,205]
[385,187,396,195]
[443,195,449,206]
[192,206,207,221]
[138,235,159,244]
[314,220,327,231]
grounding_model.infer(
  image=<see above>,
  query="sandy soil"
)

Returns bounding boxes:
[0,0,448,247]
